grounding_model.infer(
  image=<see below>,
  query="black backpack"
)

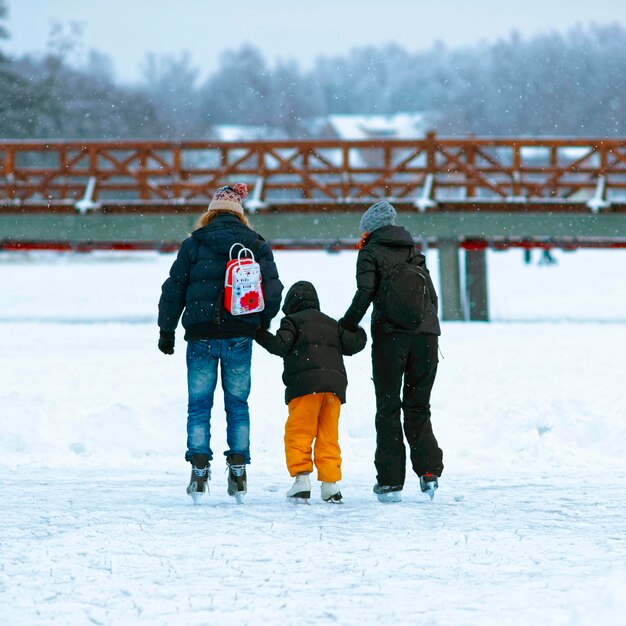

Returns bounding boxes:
[376,249,431,330]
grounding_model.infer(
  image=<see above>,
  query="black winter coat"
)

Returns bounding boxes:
[343,225,441,337]
[158,213,283,339]
[255,281,367,404]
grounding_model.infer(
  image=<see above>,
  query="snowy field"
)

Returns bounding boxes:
[1,247,625,626]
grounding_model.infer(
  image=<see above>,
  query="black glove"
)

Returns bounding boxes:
[158,330,175,355]
[338,317,358,332]
[259,317,271,330]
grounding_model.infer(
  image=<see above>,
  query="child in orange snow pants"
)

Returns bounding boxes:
[285,392,342,482]
[255,281,366,501]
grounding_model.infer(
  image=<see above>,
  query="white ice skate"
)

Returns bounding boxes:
[321,481,343,503]
[287,473,311,503]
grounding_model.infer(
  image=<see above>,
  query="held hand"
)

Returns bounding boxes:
[338,317,358,332]
[158,330,175,355]
[255,327,270,343]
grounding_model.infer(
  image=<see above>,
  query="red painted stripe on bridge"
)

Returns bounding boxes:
[2,240,626,253]
[0,240,181,252]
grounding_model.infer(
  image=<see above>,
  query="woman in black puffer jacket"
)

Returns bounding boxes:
[158,183,283,502]
[340,200,444,502]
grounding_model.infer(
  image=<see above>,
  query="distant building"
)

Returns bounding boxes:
[302,113,433,170]
[203,116,434,191]
[210,124,289,141]
[207,114,432,142]
[312,112,432,140]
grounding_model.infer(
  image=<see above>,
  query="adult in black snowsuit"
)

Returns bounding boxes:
[158,183,283,502]
[340,201,444,498]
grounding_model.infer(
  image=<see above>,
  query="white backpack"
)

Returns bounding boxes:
[223,243,265,316]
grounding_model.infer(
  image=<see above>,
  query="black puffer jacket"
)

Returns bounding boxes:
[342,225,440,337]
[255,281,367,404]
[158,213,283,339]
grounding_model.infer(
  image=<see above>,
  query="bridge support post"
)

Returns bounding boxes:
[465,246,489,321]
[438,239,463,321]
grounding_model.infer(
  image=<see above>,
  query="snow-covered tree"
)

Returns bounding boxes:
[2,22,626,139]
[141,52,206,138]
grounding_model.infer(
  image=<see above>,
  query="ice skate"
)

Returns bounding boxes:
[186,454,211,505]
[286,473,311,503]
[321,481,343,503]
[373,483,403,503]
[420,473,438,501]
[226,454,247,504]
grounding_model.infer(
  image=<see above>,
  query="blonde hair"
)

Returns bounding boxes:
[195,209,250,230]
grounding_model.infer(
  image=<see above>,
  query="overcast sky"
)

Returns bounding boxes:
[4,0,626,83]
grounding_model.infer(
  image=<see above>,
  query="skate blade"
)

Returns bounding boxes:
[422,481,437,501]
[287,496,310,505]
[376,492,402,503]
[287,490,311,499]
[322,493,343,504]
[189,491,204,506]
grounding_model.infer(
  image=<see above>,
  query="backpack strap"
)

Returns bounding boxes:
[407,245,425,267]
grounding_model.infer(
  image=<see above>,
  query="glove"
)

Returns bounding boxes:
[259,317,271,330]
[158,330,175,355]
[338,317,358,332]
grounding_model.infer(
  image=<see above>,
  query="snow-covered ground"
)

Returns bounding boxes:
[1,248,625,625]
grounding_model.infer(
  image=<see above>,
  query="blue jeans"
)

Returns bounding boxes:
[185,337,253,464]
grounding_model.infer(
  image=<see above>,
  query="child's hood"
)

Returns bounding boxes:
[282,281,320,315]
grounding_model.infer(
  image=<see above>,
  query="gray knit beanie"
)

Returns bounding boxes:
[359,201,397,233]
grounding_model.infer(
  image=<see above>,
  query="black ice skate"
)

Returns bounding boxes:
[420,473,439,501]
[226,454,247,504]
[373,483,403,503]
[186,454,211,505]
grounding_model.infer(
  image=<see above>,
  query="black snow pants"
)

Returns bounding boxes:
[372,332,444,487]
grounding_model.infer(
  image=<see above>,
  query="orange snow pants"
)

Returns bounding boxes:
[285,392,342,482]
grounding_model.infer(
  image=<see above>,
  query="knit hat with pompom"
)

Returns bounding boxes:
[208,182,248,215]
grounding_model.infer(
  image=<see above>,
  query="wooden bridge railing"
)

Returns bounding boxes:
[2,134,626,212]
[2,134,626,322]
